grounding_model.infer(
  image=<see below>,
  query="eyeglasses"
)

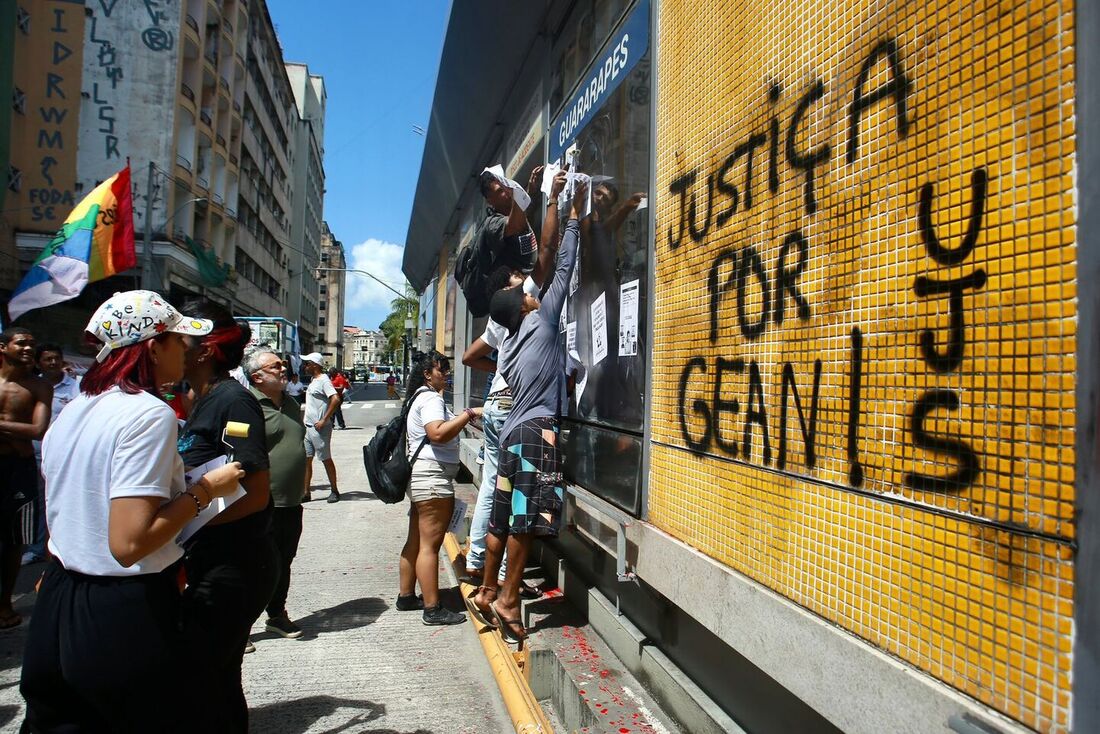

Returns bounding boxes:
[253,360,285,375]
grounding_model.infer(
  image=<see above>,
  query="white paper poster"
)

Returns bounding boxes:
[619,279,640,356]
[566,321,577,353]
[178,456,247,545]
[591,292,608,366]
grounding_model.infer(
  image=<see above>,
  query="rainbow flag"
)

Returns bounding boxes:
[7,164,136,321]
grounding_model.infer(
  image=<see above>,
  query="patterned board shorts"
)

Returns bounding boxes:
[489,416,564,537]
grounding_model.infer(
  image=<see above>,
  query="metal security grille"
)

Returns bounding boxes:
[650,1,1076,731]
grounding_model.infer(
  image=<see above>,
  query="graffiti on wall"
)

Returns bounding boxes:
[15,1,84,229]
[652,2,1077,729]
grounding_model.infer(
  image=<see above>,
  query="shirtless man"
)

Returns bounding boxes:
[0,327,52,628]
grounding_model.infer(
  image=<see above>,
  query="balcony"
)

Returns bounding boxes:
[186,14,198,32]
[229,153,238,166]
[199,109,212,127]
[226,206,237,220]
[216,133,226,148]
[223,18,233,36]
[176,153,192,171]
[180,83,195,102]
[220,76,230,92]
[232,99,241,114]
[212,192,224,205]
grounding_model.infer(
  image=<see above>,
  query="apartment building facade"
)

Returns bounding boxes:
[1,0,315,351]
[285,63,325,352]
[316,221,346,368]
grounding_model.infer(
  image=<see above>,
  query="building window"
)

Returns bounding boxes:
[318,317,326,327]
[554,0,652,514]
[12,87,26,115]
[16,6,29,34]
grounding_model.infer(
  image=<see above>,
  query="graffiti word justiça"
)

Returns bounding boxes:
[673,39,982,493]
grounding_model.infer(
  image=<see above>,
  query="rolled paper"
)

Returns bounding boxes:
[224,421,250,438]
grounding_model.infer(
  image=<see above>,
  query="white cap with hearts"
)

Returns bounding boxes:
[86,290,213,362]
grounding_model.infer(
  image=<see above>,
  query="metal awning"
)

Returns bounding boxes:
[402,1,550,292]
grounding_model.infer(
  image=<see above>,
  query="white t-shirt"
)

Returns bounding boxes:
[406,389,459,464]
[42,388,186,576]
[483,276,541,395]
[304,374,337,423]
[285,380,305,397]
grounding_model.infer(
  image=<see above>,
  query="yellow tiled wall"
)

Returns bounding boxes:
[651,1,1076,730]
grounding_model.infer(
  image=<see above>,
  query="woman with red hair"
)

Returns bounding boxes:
[20,291,244,733]
[176,299,277,732]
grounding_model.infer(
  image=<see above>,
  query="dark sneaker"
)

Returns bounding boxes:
[423,604,466,626]
[326,491,341,503]
[264,616,303,639]
[395,593,424,611]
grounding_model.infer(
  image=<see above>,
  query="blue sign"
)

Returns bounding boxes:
[548,0,650,162]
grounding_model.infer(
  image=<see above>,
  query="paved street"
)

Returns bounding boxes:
[0,381,512,734]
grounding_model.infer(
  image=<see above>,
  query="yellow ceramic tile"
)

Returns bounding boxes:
[651,1,1075,731]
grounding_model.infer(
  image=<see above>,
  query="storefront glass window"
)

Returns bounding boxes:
[554,0,651,514]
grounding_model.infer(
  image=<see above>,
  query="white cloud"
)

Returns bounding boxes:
[345,238,408,311]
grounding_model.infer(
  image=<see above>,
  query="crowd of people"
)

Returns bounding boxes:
[0,158,618,729]
[394,162,592,643]
[0,290,361,731]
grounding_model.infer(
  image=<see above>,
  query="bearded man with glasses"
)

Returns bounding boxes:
[243,349,308,641]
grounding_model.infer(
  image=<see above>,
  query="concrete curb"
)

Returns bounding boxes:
[442,532,555,734]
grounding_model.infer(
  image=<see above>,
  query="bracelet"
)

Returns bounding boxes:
[183,491,204,517]
[192,477,212,505]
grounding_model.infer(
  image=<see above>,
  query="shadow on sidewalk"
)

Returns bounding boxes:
[256,597,388,642]
[249,694,434,734]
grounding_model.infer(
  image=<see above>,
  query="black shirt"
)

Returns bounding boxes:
[179,379,271,540]
[481,207,537,274]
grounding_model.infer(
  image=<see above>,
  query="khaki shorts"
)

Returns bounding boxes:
[407,459,459,503]
[304,425,332,461]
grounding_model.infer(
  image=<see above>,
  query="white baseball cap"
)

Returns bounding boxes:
[299,352,324,366]
[87,290,213,362]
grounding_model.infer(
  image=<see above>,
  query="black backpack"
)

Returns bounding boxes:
[455,225,495,317]
[363,388,429,503]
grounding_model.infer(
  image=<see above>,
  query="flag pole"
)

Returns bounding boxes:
[140,160,155,290]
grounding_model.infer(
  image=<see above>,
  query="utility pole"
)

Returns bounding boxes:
[140,160,156,290]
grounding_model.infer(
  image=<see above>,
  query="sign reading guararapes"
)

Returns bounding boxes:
[548,0,650,163]
[650,1,1076,730]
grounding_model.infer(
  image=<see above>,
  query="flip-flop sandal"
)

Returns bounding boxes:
[489,601,526,643]
[469,588,498,628]
[0,612,22,630]
[518,582,542,600]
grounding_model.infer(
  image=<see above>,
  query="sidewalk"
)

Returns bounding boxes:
[0,390,512,733]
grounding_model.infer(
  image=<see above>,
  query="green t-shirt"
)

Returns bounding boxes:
[249,386,307,507]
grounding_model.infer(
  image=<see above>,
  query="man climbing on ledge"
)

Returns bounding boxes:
[471,180,588,644]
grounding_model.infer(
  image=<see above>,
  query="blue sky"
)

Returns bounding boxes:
[266,0,450,331]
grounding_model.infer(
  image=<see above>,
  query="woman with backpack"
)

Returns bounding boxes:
[397,350,482,625]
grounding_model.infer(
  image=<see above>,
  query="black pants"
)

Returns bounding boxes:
[266,505,303,618]
[183,524,278,733]
[333,403,346,428]
[21,560,202,733]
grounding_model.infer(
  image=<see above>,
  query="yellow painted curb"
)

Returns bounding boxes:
[443,532,555,734]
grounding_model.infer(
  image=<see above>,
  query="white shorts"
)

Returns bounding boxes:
[304,425,333,461]
[407,459,458,503]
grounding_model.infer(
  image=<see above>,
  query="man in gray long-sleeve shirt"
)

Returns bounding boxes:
[472,182,587,643]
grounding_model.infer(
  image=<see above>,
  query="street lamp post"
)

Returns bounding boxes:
[313,267,416,385]
[141,176,207,290]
